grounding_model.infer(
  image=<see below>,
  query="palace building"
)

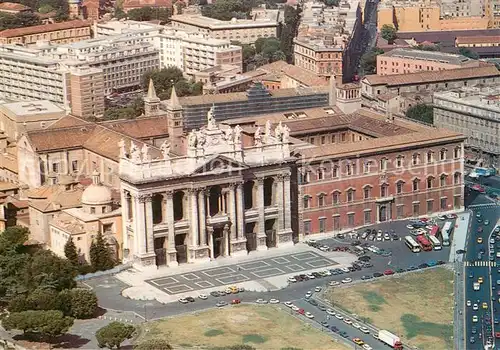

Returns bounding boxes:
[118,107,296,268]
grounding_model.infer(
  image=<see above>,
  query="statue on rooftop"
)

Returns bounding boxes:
[234,125,242,145]
[118,139,126,158]
[130,142,141,163]
[274,121,284,142]
[264,120,272,141]
[160,141,171,160]
[188,130,197,148]
[141,143,150,162]
[282,124,290,143]
[254,126,262,146]
[223,126,233,142]
[207,105,217,130]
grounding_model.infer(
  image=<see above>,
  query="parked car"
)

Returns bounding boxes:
[384,269,394,275]
[231,299,241,304]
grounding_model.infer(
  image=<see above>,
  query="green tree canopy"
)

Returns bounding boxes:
[65,288,98,319]
[134,339,173,350]
[96,322,135,349]
[2,310,74,342]
[380,24,397,44]
[24,250,77,291]
[89,231,115,272]
[279,4,302,62]
[64,237,79,266]
[127,6,171,22]
[405,103,434,124]
[201,0,252,20]
[142,67,203,100]
[26,287,61,311]
[459,47,479,60]
[360,47,384,75]
[0,226,29,254]
[0,12,41,30]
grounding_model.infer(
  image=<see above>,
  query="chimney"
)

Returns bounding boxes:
[329,75,337,107]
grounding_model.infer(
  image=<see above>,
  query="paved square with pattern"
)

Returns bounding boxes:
[146,251,337,295]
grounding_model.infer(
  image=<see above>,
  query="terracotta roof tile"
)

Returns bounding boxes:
[299,129,466,160]
[123,0,172,9]
[0,20,90,38]
[49,115,92,129]
[28,125,96,151]
[363,65,500,86]
[456,35,500,45]
[99,116,169,139]
[256,60,328,87]
[0,2,30,11]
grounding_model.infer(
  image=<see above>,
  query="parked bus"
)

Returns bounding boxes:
[441,221,453,246]
[405,236,421,253]
[428,235,442,251]
[429,225,440,237]
[416,235,433,251]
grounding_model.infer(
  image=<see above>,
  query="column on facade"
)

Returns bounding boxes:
[44,154,49,180]
[121,190,129,252]
[65,150,70,174]
[189,189,199,246]
[257,177,265,234]
[235,183,245,240]
[228,184,237,240]
[284,174,292,230]
[207,226,214,259]
[165,191,175,250]
[198,189,207,246]
[144,194,154,253]
[276,174,284,232]
[135,195,147,255]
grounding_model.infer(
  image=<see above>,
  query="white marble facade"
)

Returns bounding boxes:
[118,108,295,268]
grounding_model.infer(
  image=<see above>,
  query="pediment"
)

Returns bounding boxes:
[191,155,249,175]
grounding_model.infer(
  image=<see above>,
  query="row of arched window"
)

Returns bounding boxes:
[303,172,462,209]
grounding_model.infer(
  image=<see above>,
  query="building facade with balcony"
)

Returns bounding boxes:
[118,108,296,268]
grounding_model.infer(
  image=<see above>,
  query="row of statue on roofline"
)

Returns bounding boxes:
[118,116,291,163]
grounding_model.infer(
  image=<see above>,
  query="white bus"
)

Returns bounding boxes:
[405,236,421,253]
[428,235,442,251]
[441,221,453,246]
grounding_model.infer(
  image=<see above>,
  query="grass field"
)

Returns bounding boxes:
[325,267,454,350]
[135,304,350,350]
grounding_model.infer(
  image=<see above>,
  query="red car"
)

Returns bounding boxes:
[384,269,395,275]
[420,218,429,222]
[231,299,241,305]
[496,332,500,339]
[298,308,305,315]
[472,184,486,193]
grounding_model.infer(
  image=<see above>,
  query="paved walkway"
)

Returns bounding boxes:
[449,211,470,263]
[116,243,356,304]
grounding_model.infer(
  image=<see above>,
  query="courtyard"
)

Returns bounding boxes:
[146,251,338,295]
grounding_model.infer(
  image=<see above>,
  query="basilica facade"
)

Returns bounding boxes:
[118,108,296,268]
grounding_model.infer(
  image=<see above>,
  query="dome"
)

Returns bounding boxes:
[82,184,112,205]
[81,170,112,205]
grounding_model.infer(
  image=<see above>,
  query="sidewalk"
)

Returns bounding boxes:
[449,211,470,263]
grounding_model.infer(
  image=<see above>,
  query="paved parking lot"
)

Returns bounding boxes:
[146,251,338,295]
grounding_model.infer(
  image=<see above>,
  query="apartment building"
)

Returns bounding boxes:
[170,14,278,44]
[294,36,345,77]
[433,88,500,167]
[95,21,242,78]
[0,45,104,118]
[377,1,488,31]
[376,48,480,76]
[0,20,91,45]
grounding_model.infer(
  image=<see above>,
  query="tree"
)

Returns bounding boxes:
[66,288,98,319]
[24,250,77,291]
[95,322,135,349]
[127,6,171,22]
[26,288,61,311]
[459,47,479,60]
[89,232,115,272]
[380,24,397,44]
[201,0,252,21]
[2,310,74,343]
[405,103,434,124]
[360,47,384,75]
[38,4,53,13]
[134,339,173,350]
[64,237,79,266]
[0,226,29,254]
[279,4,302,62]
[141,67,203,99]
[7,295,30,312]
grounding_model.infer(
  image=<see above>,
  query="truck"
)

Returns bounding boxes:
[470,167,497,178]
[378,330,403,350]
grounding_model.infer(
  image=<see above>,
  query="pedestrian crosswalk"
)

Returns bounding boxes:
[464,261,497,267]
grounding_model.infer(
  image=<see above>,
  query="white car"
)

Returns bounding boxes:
[341,267,350,273]
[472,315,478,323]
[467,300,472,307]
[343,318,352,325]
[376,233,383,241]
[307,239,317,244]
[287,276,297,283]
[473,303,479,311]
[362,344,373,350]
[305,312,314,319]
[291,305,300,312]
[198,294,208,300]
[360,327,370,334]
[329,281,340,286]
[225,288,233,294]
[342,278,353,284]
[306,273,316,279]
[406,224,414,229]
[384,233,390,240]
[326,309,336,316]
[437,215,447,220]
[319,245,329,252]
[269,298,280,304]
[315,286,322,292]
[491,238,496,244]
[352,323,361,329]
[284,301,294,308]
[178,298,188,304]
[321,270,332,276]
[256,298,268,304]
[335,314,344,320]
[305,291,312,298]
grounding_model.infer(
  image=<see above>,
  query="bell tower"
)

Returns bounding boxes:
[167,85,183,138]
[144,79,161,117]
